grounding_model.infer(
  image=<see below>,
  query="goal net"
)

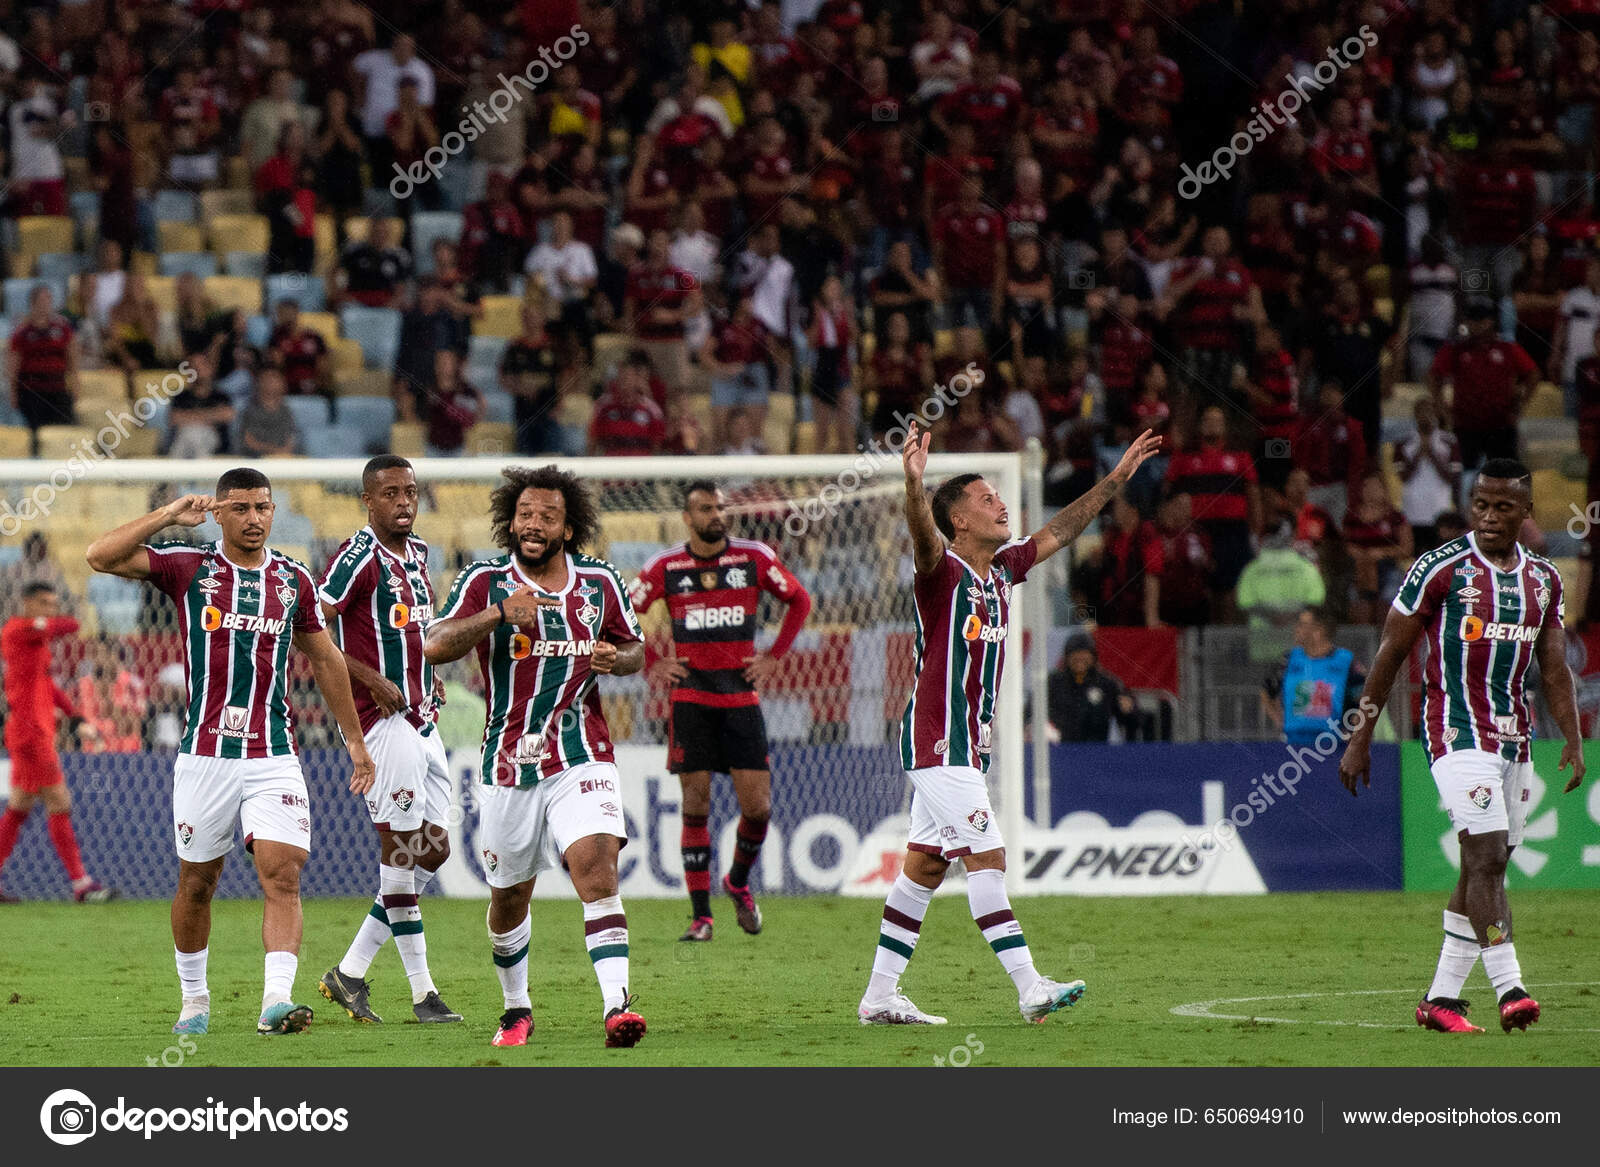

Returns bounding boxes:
[0,453,1041,901]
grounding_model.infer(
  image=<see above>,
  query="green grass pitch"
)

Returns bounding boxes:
[3,892,1598,1066]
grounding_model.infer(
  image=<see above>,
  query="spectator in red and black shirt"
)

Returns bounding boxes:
[1452,141,1537,295]
[337,217,411,308]
[1342,471,1413,624]
[1159,226,1262,410]
[1114,24,1184,133]
[934,48,1024,155]
[1428,298,1537,469]
[268,300,330,397]
[1152,492,1215,627]
[6,285,77,444]
[1309,96,1379,199]
[1094,493,1163,627]
[933,171,1006,331]
[865,310,934,437]
[459,170,528,295]
[1164,405,1260,604]
[1092,292,1156,409]
[1243,321,1299,461]
[623,227,700,394]
[590,356,666,456]
[1295,380,1367,526]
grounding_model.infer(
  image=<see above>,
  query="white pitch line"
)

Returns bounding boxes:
[1170,982,1600,1032]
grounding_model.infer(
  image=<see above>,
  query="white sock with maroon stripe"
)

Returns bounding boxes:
[379,864,435,1003]
[1427,910,1480,1000]
[967,869,1039,994]
[341,865,439,979]
[867,875,934,1002]
[583,895,630,1013]
[490,913,531,1010]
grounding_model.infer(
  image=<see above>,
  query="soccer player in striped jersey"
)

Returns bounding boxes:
[424,466,648,1049]
[317,456,461,1025]
[859,420,1162,1026]
[632,481,812,941]
[85,468,375,1037]
[1340,459,1585,1035]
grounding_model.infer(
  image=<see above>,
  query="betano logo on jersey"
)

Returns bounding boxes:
[962,613,1007,643]
[684,605,746,630]
[509,633,597,659]
[201,605,288,635]
[388,602,433,628]
[1459,614,1537,643]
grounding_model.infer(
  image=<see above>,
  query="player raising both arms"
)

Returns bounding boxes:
[85,468,375,1037]
[424,466,648,1049]
[858,421,1162,1025]
[1339,459,1584,1035]
[0,583,113,903]
[318,455,462,1025]
[632,481,812,940]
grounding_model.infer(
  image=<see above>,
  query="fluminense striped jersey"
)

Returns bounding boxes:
[1393,533,1564,763]
[319,526,438,736]
[145,541,326,758]
[438,551,642,786]
[901,538,1038,772]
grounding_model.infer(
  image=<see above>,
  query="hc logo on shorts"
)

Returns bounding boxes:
[1468,784,1493,810]
[579,777,616,794]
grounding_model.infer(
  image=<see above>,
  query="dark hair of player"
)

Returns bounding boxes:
[682,479,719,508]
[215,466,271,499]
[22,581,56,599]
[363,454,413,491]
[930,473,984,540]
[1305,606,1337,640]
[490,465,599,555]
[1477,458,1532,488]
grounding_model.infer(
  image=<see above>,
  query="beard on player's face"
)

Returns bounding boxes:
[691,517,726,543]
[512,522,567,569]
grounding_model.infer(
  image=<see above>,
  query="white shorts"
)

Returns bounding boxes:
[476,762,627,888]
[172,753,311,863]
[363,717,451,833]
[1431,749,1533,845]
[906,765,1004,860]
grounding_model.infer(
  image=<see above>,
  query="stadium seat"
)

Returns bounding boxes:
[4,276,68,320]
[793,420,818,454]
[157,222,205,253]
[329,336,366,375]
[246,313,272,348]
[302,422,368,458]
[296,310,340,345]
[286,395,332,432]
[17,216,74,261]
[77,368,128,402]
[556,391,592,435]
[129,251,159,277]
[142,276,178,314]
[207,214,270,256]
[88,575,143,636]
[335,368,391,397]
[468,333,508,374]
[763,413,793,454]
[410,211,464,274]
[199,190,253,221]
[343,216,405,245]
[153,189,199,224]
[35,252,93,282]
[466,422,514,455]
[768,391,795,428]
[1531,468,1583,530]
[33,425,96,459]
[335,395,396,441]
[203,275,264,314]
[340,305,402,369]
[114,427,161,457]
[1526,382,1565,420]
[68,191,100,236]
[224,251,269,278]
[0,426,30,457]
[475,295,523,338]
[314,214,337,271]
[600,512,664,547]
[158,251,218,278]
[482,389,514,423]
[592,332,629,382]
[390,420,426,457]
[265,273,326,312]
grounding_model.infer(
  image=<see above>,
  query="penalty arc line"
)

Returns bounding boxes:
[1169,982,1600,1032]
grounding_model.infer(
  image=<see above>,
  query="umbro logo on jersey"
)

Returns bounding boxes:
[1457,586,1481,598]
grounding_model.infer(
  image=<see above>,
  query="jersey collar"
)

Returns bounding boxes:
[947,548,996,586]
[1467,530,1525,574]
[510,551,575,597]
[214,541,269,573]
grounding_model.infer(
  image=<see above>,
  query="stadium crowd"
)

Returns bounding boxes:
[0,0,1595,655]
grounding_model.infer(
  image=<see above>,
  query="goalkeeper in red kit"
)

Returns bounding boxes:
[0,583,114,902]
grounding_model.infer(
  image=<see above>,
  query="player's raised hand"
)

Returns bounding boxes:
[367,674,405,716]
[500,586,561,628]
[1110,429,1162,484]
[166,494,216,527]
[903,420,932,483]
[1560,739,1587,793]
[1338,737,1371,796]
[348,741,376,795]
[649,656,689,686]
[743,653,780,688]
[590,640,619,674]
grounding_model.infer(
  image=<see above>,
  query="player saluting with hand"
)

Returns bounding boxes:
[1339,458,1584,1035]
[858,420,1161,1025]
[425,466,648,1050]
[86,469,375,1037]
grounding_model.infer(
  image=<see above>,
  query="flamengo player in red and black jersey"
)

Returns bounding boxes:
[0,583,113,903]
[631,481,812,941]
[317,456,462,1026]
[858,421,1161,1026]
[86,467,375,1038]
[1340,460,1585,1036]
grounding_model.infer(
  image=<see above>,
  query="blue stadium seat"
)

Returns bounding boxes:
[339,305,402,370]
[88,575,144,635]
[481,389,514,423]
[264,273,326,312]
[35,252,93,282]
[334,395,395,442]
[68,191,99,235]
[153,189,199,223]
[302,422,367,458]
[269,510,315,545]
[224,251,268,278]
[245,314,273,348]
[410,211,464,275]
[4,276,69,320]
[158,251,218,278]
[285,395,332,433]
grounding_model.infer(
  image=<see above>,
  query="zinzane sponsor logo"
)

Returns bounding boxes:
[684,605,746,630]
